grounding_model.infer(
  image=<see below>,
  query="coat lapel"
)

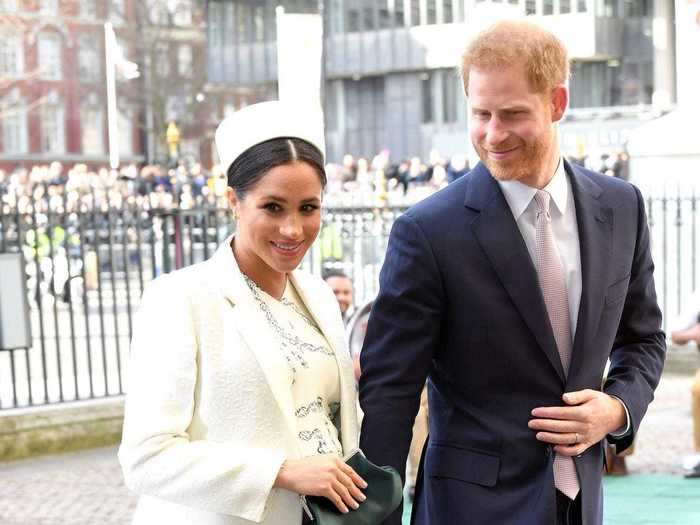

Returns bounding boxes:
[566,162,613,384]
[467,164,566,382]
[290,271,359,452]
[208,238,300,449]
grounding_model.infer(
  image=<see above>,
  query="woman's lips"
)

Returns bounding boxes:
[270,240,304,256]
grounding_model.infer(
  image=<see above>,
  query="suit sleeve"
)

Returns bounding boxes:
[359,212,444,525]
[603,185,666,453]
[118,275,285,523]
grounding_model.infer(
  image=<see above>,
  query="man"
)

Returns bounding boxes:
[323,270,354,324]
[359,20,665,525]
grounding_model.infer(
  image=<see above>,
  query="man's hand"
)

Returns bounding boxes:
[528,389,627,457]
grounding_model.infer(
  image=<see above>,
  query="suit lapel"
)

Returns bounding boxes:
[209,238,300,447]
[566,162,612,383]
[467,164,566,382]
[290,271,359,452]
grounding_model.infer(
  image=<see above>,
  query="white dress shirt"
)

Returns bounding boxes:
[497,159,630,436]
[498,159,582,337]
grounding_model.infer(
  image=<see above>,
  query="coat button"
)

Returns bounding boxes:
[545,446,552,457]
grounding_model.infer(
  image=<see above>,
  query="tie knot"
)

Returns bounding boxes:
[534,190,551,214]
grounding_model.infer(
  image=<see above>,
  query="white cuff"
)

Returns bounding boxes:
[608,395,631,438]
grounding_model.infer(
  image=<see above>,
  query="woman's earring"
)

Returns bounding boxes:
[233,208,239,220]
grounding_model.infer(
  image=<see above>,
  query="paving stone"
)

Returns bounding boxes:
[0,372,696,524]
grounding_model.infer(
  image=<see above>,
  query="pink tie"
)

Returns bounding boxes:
[534,190,580,500]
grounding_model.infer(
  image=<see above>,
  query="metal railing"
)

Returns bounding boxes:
[0,189,697,410]
[0,190,404,409]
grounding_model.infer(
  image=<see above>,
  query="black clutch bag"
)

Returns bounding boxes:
[303,450,403,524]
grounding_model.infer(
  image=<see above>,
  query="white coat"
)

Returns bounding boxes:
[118,237,359,524]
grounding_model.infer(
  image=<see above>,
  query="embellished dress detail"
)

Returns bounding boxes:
[244,275,343,457]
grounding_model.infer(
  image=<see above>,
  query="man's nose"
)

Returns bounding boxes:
[485,118,509,146]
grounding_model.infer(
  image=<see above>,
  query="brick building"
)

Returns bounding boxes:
[0,0,230,172]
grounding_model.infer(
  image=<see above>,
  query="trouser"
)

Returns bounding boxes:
[556,490,582,525]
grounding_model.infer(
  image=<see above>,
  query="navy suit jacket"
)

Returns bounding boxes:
[359,161,665,525]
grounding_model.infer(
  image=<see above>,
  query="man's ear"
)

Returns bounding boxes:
[550,85,568,123]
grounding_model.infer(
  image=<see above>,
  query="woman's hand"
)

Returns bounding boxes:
[274,455,368,514]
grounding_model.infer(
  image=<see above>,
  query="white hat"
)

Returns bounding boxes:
[215,101,326,174]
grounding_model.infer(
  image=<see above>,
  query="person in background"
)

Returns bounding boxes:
[670,291,700,479]
[323,270,355,325]
[119,101,365,525]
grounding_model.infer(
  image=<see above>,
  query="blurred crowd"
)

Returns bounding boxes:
[0,149,629,214]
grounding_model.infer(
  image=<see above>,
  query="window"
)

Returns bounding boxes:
[253,5,265,41]
[1,89,28,154]
[0,0,18,12]
[39,0,58,16]
[81,94,104,155]
[155,42,170,77]
[363,1,375,31]
[329,0,343,33]
[427,0,437,25]
[150,1,169,25]
[236,3,251,43]
[378,4,391,29]
[597,0,618,16]
[560,0,571,13]
[41,92,65,154]
[624,0,651,17]
[110,0,126,24]
[346,7,360,32]
[421,73,433,123]
[394,0,405,27]
[410,0,419,26]
[38,32,62,80]
[442,71,457,123]
[170,0,192,26]
[177,44,192,77]
[118,107,133,157]
[80,0,97,18]
[543,0,554,15]
[577,0,588,12]
[525,0,536,15]
[0,32,23,77]
[78,35,100,82]
[442,0,454,23]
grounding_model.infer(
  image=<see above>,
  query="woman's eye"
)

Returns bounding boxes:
[264,203,281,212]
[301,204,319,213]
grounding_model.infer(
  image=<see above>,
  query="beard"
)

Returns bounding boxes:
[474,134,551,182]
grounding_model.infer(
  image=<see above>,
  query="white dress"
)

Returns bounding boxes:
[244,275,343,458]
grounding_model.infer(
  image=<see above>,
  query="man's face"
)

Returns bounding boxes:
[326,276,353,315]
[468,64,566,187]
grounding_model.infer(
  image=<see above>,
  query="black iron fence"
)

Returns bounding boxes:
[0,189,697,410]
[0,190,403,409]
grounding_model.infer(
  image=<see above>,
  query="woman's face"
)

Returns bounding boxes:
[228,161,323,279]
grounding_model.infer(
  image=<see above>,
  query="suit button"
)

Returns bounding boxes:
[545,446,552,457]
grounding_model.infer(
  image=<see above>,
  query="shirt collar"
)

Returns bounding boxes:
[497,158,568,220]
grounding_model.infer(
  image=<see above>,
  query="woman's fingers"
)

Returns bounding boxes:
[331,479,358,511]
[335,467,367,503]
[340,462,368,489]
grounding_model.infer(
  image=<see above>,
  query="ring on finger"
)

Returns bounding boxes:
[574,432,580,444]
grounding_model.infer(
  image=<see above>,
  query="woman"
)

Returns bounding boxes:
[119,101,366,524]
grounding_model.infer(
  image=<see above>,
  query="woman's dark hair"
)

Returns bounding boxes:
[226,137,326,199]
